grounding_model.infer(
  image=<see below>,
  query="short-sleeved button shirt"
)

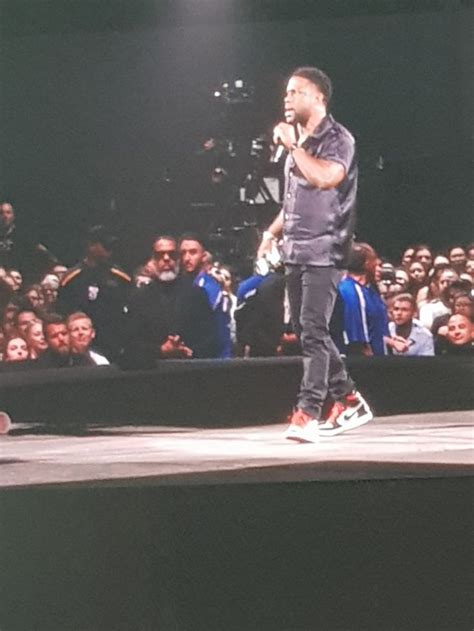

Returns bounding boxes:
[281,114,357,268]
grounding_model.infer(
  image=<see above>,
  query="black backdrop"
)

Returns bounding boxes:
[1,1,473,269]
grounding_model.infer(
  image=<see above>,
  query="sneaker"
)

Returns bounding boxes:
[284,408,320,443]
[319,391,373,437]
[0,411,12,435]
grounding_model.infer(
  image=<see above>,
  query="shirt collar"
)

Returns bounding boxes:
[308,114,335,141]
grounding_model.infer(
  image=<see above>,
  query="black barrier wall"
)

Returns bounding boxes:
[0,356,472,426]
[1,477,473,631]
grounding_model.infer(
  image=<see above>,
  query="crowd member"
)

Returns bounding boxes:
[386,293,434,356]
[436,314,473,355]
[24,320,48,359]
[178,233,232,358]
[4,269,23,293]
[37,314,93,368]
[416,263,451,308]
[67,312,110,365]
[413,244,433,272]
[418,268,459,330]
[58,225,131,362]
[400,246,415,269]
[40,273,60,311]
[406,260,427,297]
[337,243,388,356]
[4,336,30,363]
[432,254,450,268]
[23,284,46,311]
[14,308,40,338]
[0,200,57,281]
[447,245,467,275]
[123,235,219,367]
[394,268,410,292]
[235,265,287,357]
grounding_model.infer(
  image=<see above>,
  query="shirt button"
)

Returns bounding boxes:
[287,193,291,199]
[284,213,288,220]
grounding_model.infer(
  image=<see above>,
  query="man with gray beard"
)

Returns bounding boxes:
[123,236,219,368]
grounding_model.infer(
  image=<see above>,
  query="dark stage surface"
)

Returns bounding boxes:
[1,410,473,631]
[1,410,473,489]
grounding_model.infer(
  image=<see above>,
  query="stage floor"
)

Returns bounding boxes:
[1,410,472,489]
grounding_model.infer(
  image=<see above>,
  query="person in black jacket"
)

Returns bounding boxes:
[123,236,219,368]
[57,225,131,362]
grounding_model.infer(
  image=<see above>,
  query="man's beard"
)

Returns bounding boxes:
[158,270,178,283]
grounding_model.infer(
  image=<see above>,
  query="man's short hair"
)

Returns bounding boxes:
[152,234,176,246]
[292,66,333,106]
[392,293,416,310]
[66,311,93,327]
[346,242,375,274]
[86,225,118,251]
[42,313,66,328]
[178,232,207,251]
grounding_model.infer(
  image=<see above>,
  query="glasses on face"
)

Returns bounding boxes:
[153,250,178,261]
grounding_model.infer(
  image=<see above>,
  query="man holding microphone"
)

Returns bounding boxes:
[258,66,373,442]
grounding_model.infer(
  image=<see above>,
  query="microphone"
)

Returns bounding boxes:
[270,122,299,163]
[270,143,286,163]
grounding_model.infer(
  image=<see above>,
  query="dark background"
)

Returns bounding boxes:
[1,0,473,270]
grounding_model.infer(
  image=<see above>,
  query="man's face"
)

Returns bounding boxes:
[415,249,433,270]
[447,315,472,346]
[453,295,473,319]
[5,337,28,362]
[45,323,70,355]
[284,76,325,125]
[0,203,15,228]
[438,270,458,292]
[88,242,112,264]
[152,238,178,282]
[392,300,415,327]
[449,247,466,268]
[17,311,38,336]
[179,239,206,275]
[364,249,379,282]
[68,317,95,353]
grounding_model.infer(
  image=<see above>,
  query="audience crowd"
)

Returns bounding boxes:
[0,199,472,371]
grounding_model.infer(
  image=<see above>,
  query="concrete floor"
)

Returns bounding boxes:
[0,410,472,488]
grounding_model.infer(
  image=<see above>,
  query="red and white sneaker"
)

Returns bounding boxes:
[284,408,320,443]
[319,391,373,437]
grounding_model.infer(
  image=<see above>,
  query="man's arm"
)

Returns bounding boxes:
[257,208,284,259]
[291,149,345,190]
[273,122,346,190]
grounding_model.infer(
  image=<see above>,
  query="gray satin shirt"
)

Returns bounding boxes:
[281,114,357,268]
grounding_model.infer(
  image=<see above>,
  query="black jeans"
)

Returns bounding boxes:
[285,264,353,418]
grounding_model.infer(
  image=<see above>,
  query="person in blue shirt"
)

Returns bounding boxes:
[178,233,232,358]
[337,243,389,356]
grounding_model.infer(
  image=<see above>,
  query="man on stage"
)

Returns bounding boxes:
[257,66,373,442]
